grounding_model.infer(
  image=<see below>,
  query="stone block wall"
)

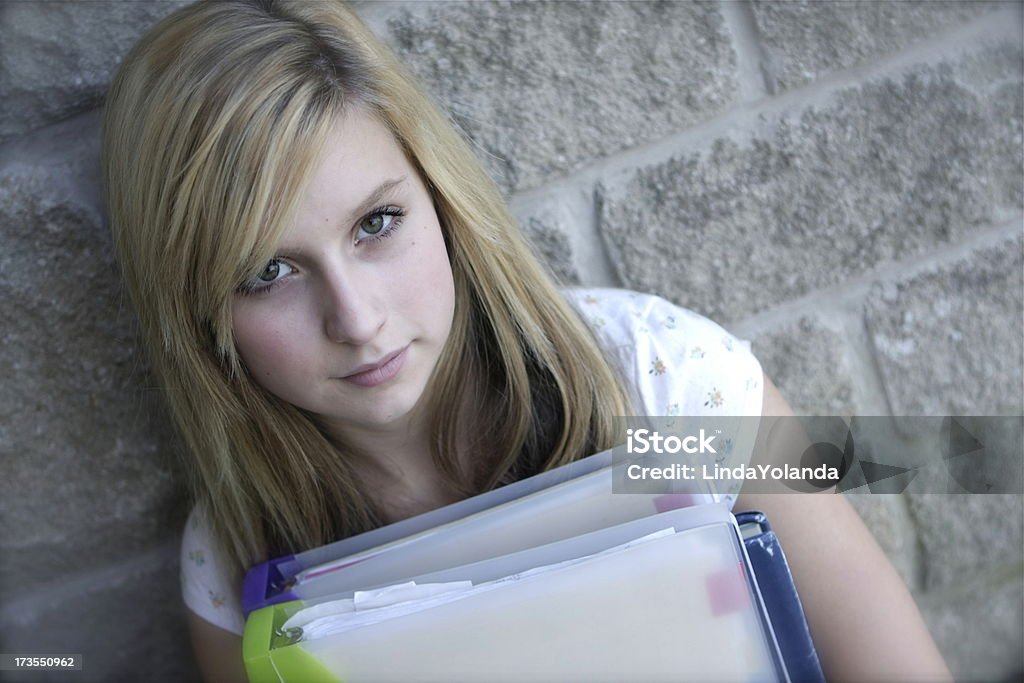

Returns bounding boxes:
[1,1,1021,681]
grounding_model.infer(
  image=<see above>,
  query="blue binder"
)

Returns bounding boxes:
[737,510,826,683]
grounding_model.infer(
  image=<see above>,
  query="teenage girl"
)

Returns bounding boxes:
[102,1,951,681]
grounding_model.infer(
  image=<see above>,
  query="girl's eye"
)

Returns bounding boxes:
[240,258,293,294]
[356,207,405,242]
[258,258,293,283]
[259,260,283,282]
[362,213,388,235]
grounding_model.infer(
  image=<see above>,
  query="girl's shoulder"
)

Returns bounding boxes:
[563,287,733,344]
[563,287,763,418]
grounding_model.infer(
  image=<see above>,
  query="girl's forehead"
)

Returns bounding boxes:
[289,111,417,221]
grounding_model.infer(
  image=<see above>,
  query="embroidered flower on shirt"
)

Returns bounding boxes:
[722,337,734,351]
[188,550,205,567]
[208,590,226,609]
[704,387,724,408]
[666,402,681,416]
[664,315,677,330]
[584,294,599,305]
[690,346,706,359]
[650,358,667,376]
[745,377,759,391]
[637,325,649,334]
[590,315,606,329]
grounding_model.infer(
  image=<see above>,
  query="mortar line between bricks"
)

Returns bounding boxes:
[914,560,1024,605]
[507,188,621,287]
[719,0,773,101]
[0,109,105,168]
[574,186,621,288]
[857,302,903,417]
[831,304,895,417]
[898,491,928,593]
[0,538,180,626]
[508,4,1022,205]
[730,216,1024,338]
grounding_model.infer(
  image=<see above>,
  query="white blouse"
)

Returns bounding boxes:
[180,288,764,634]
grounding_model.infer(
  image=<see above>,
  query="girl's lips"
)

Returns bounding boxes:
[341,346,408,387]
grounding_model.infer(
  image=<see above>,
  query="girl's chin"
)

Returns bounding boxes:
[315,398,425,435]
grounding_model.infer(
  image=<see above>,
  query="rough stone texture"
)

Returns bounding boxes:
[0,0,1020,674]
[0,544,200,683]
[514,202,581,285]
[388,0,737,193]
[598,45,1024,323]
[921,573,1024,682]
[846,494,916,588]
[0,0,191,143]
[0,115,187,598]
[749,316,858,416]
[951,43,1024,212]
[863,235,1024,417]
[750,0,1003,91]
[906,494,1024,591]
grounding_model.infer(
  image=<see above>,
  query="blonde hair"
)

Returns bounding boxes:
[103,0,632,577]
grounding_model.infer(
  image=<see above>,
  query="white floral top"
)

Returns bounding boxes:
[180,288,764,634]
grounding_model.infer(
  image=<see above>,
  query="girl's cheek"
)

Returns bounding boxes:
[233,306,303,369]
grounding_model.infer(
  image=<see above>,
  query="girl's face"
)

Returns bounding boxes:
[231,108,456,439]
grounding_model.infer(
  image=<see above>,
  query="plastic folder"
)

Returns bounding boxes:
[243,450,715,615]
[244,505,789,682]
[241,451,824,682]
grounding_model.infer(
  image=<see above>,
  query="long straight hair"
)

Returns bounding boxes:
[103,0,633,578]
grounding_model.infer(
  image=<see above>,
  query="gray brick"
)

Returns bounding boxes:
[0,545,200,683]
[921,572,1024,682]
[0,119,186,596]
[864,235,1024,417]
[750,0,1001,91]
[907,494,1024,591]
[599,46,1023,322]
[749,316,858,416]
[514,202,581,285]
[961,45,1024,210]
[0,0,191,141]
[388,0,737,193]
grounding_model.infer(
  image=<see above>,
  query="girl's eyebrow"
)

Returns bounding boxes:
[345,177,407,223]
[273,177,410,260]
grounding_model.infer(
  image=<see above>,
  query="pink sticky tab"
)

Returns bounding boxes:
[706,562,750,617]
[653,493,698,513]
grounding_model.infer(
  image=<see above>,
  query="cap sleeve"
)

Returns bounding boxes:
[566,288,764,419]
[566,288,764,509]
[633,294,763,420]
[181,504,245,635]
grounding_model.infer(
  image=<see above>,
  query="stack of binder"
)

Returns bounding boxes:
[241,450,824,682]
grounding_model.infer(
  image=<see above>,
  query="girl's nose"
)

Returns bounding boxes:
[321,264,386,346]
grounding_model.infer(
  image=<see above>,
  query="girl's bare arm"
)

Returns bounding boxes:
[187,610,247,683]
[734,376,951,682]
